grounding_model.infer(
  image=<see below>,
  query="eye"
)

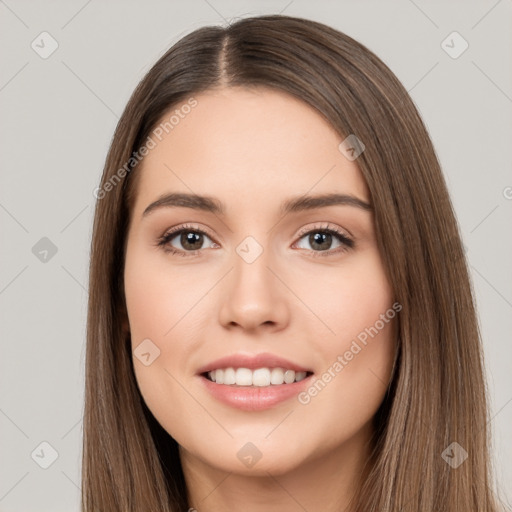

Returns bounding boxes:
[156,224,217,256]
[293,223,354,257]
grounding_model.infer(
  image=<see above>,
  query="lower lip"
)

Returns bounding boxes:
[199,374,313,411]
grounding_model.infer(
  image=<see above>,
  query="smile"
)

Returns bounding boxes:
[205,367,311,386]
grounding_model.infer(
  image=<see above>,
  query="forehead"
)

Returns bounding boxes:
[132,86,369,217]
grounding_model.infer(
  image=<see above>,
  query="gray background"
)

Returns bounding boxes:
[1,1,511,511]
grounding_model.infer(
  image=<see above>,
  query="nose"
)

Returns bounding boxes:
[218,245,290,333]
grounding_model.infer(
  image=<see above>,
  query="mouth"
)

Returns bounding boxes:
[196,353,315,411]
[202,367,313,386]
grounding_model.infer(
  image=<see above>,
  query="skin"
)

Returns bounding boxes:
[123,86,397,512]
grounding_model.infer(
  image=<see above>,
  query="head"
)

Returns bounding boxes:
[83,14,498,512]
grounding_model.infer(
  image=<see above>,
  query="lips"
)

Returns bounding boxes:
[196,352,314,411]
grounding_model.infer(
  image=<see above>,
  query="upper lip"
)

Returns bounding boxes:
[196,352,312,374]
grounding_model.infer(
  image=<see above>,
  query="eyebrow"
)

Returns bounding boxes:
[142,192,372,218]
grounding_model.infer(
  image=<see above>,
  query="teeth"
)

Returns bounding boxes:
[252,368,271,387]
[284,369,295,384]
[223,367,236,385]
[295,371,307,382]
[207,367,310,386]
[270,368,284,385]
[235,368,253,386]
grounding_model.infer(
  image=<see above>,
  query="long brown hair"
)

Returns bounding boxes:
[83,14,501,511]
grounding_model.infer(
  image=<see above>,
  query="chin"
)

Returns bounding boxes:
[183,438,309,476]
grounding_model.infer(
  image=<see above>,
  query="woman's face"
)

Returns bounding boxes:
[124,86,397,476]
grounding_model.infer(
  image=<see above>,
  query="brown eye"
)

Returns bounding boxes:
[177,231,205,251]
[157,225,217,256]
[307,232,334,251]
[294,226,354,256]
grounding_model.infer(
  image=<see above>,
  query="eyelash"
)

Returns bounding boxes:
[155,223,355,258]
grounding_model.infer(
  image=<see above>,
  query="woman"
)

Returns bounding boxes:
[83,14,501,511]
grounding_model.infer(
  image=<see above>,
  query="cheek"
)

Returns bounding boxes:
[294,317,396,453]
[123,244,214,440]
[296,336,395,459]
[296,249,394,343]
[124,261,196,444]
[124,243,205,344]
[293,251,396,432]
